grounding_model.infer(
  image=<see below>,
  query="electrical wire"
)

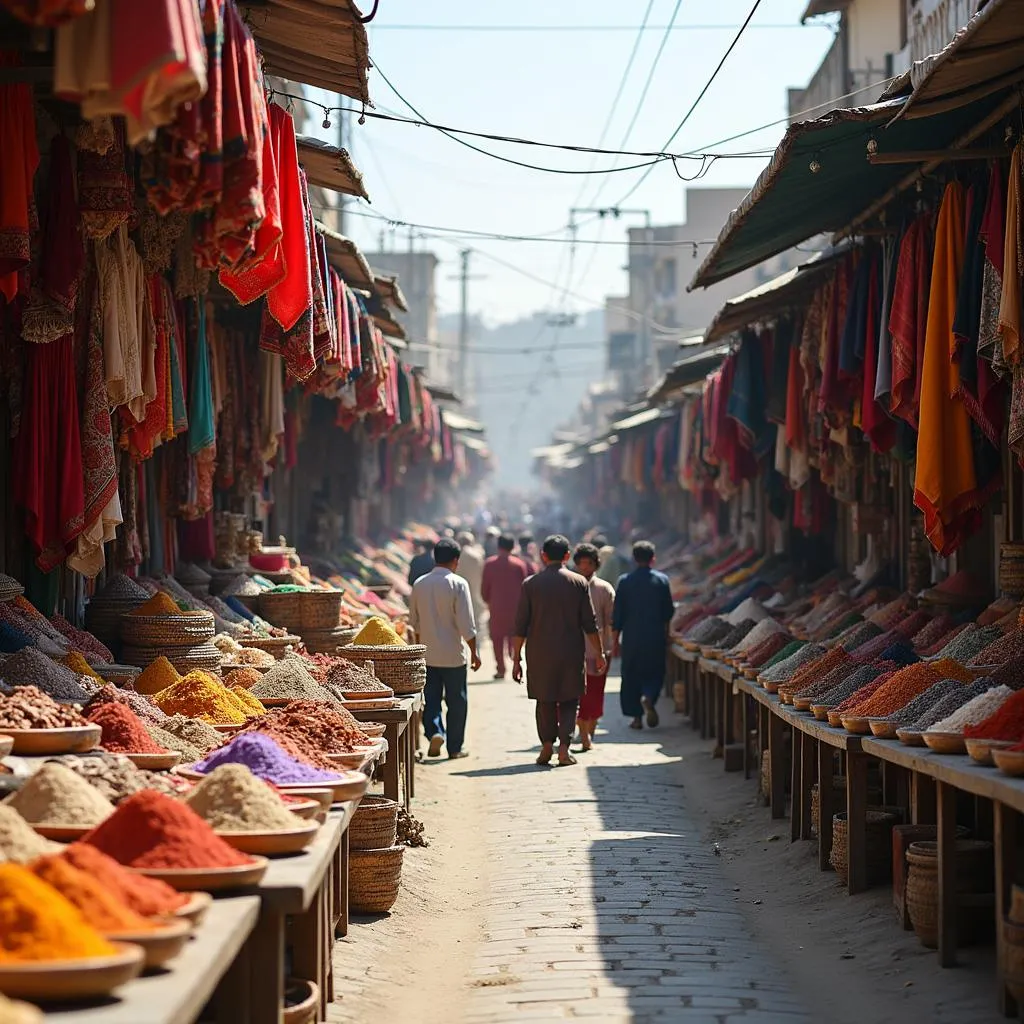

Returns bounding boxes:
[367,22,829,31]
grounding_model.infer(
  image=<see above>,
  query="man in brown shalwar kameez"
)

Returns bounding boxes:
[512,535,607,767]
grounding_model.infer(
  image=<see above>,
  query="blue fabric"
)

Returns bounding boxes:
[726,331,772,456]
[424,665,468,754]
[225,596,257,621]
[613,566,675,717]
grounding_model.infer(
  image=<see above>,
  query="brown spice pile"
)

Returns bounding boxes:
[0,687,88,729]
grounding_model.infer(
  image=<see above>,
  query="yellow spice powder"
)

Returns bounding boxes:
[353,617,406,647]
[135,656,181,695]
[152,671,246,725]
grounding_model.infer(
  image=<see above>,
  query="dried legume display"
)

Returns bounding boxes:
[811,665,883,709]
[928,685,1014,733]
[250,659,333,703]
[57,753,192,804]
[883,679,966,726]
[0,648,96,703]
[963,688,1024,739]
[0,806,60,863]
[0,687,88,729]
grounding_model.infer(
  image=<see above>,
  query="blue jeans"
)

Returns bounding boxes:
[424,666,468,754]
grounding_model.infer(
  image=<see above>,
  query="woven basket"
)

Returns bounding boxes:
[760,749,770,800]
[259,592,305,632]
[349,844,404,914]
[810,777,847,835]
[96,664,142,687]
[337,645,426,695]
[122,642,223,675]
[239,635,301,660]
[300,590,343,630]
[300,626,352,655]
[907,839,994,948]
[350,796,399,851]
[121,612,215,647]
[830,809,898,885]
[335,627,360,647]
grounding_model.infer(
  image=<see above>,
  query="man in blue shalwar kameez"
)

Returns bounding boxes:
[612,541,675,729]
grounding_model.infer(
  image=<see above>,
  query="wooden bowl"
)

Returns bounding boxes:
[762,680,780,694]
[360,723,386,739]
[0,724,102,756]
[992,747,1024,776]
[792,696,817,712]
[923,731,967,755]
[136,856,268,892]
[810,704,830,721]
[31,823,94,842]
[965,738,1015,766]
[282,789,334,814]
[104,918,192,970]
[896,728,926,747]
[0,942,144,1001]
[122,751,182,771]
[868,718,899,739]
[279,797,321,820]
[0,735,12,759]
[325,746,378,770]
[338,689,394,703]
[778,691,794,706]
[216,821,320,856]
[279,771,370,804]
[283,978,320,1024]
[173,890,212,926]
[255,697,293,707]
[212,723,246,734]
[841,716,872,735]
[827,710,844,728]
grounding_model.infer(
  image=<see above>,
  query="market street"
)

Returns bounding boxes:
[332,663,809,1023]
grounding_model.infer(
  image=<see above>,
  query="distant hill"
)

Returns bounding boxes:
[439,309,604,486]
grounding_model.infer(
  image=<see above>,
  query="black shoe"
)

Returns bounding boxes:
[448,750,469,760]
[642,697,659,728]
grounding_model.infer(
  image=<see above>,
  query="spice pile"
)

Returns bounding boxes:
[133,656,180,695]
[325,658,387,696]
[928,685,1013,733]
[963,689,1024,740]
[352,617,406,646]
[194,733,343,785]
[811,665,883,710]
[0,687,89,729]
[86,702,168,754]
[0,863,117,961]
[57,753,192,804]
[759,643,824,683]
[882,679,965,727]
[224,667,261,690]
[128,593,182,617]
[934,625,1003,663]
[241,700,370,755]
[230,648,276,668]
[153,671,249,724]
[60,844,187,916]
[84,790,253,869]
[184,765,308,832]
[904,679,995,732]
[156,714,222,757]
[843,660,974,720]
[62,652,102,681]
[87,683,167,725]
[0,649,96,703]
[250,659,333,703]
[0,807,60,863]
[5,763,115,827]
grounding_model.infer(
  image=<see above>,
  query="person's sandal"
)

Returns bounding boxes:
[428,735,443,757]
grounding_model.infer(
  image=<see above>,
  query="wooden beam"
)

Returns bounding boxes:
[867,147,1010,165]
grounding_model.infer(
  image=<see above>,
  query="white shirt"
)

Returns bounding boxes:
[408,567,477,668]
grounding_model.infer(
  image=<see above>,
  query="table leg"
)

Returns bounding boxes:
[911,773,937,825]
[383,721,401,803]
[405,719,416,802]
[691,664,701,732]
[800,735,816,841]
[686,665,696,728]
[790,730,803,842]
[817,740,834,871]
[716,680,726,757]
[291,889,326,1020]
[337,828,350,938]
[846,751,868,895]
[768,708,786,820]
[937,780,958,968]
[995,801,1019,1017]
[742,695,751,780]
[213,933,251,1024]
[249,908,285,1024]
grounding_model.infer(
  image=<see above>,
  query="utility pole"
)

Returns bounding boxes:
[448,250,484,405]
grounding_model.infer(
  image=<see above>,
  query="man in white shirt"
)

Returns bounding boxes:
[409,538,482,760]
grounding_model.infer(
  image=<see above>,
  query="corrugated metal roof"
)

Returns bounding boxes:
[372,273,409,312]
[315,221,374,290]
[647,342,731,404]
[297,136,369,201]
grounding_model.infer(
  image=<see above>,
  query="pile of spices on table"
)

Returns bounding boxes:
[927,685,1013,733]
[228,685,266,718]
[153,671,248,724]
[241,700,370,756]
[790,656,855,702]
[830,673,895,716]
[325,658,389,697]
[0,863,118,960]
[57,753,193,804]
[742,632,792,668]
[4,763,114,826]
[969,628,1024,666]
[0,686,89,729]
[728,618,787,656]
[59,844,187,916]
[759,643,824,683]
[192,732,345,785]
[905,678,997,731]
[963,688,1024,740]
[249,659,334,703]
[778,647,849,698]
[133,655,180,695]
[184,764,309,831]
[62,651,103,681]
[84,790,253,869]
[882,679,966,727]
[86,702,169,754]
[833,621,883,652]
[843,660,974,719]
[29,856,155,933]
[0,806,60,862]
[224,667,262,690]
[231,647,276,667]
[910,614,956,653]
[810,665,884,709]
[156,714,222,755]
[0,648,96,703]
[917,622,970,657]
[128,592,182,616]
[51,613,113,663]
[352,617,406,646]
[87,683,167,725]
[933,624,1004,663]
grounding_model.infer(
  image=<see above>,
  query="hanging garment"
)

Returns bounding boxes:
[76,116,133,241]
[1,0,92,26]
[914,182,995,555]
[187,300,215,453]
[889,214,933,427]
[999,143,1023,366]
[259,350,285,464]
[979,159,1008,375]
[874,232,899,404]
[861,249,896,454]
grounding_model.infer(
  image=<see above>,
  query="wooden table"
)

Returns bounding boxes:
[349,694,423,808]
[45,896,260,1023]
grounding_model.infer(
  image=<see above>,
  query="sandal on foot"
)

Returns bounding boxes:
[557,754,578,767]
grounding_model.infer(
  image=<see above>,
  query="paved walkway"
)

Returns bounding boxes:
[453,672,808,1023]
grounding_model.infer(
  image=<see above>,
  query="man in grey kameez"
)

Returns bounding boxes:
[512,535,607,767]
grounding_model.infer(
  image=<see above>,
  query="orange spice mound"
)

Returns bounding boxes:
[129,592,181,616]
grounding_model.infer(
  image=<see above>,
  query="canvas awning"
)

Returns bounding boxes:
[297,136,369,201]
[647,342,731,404]
[531,442,576,460]
[882,0,1024,120]
[611,406,667,433]
[800,0,848,21]
[244,0,371,106]
[372,273,408,312]
[690,91,1011,290]
[443,411,485,435]
[703,246,849,343]
[315,221,374,290]
[373,312,406,344]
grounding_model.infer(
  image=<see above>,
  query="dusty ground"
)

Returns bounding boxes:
[329,659,1001,1023]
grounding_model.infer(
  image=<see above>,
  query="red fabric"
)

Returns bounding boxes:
[124,275,172,460]
[889,214,932,427]
[14,334,85,570]
[980,159,1006,276]
[0,0,90,26]
[578,672,607,720]
[481,553,528,636]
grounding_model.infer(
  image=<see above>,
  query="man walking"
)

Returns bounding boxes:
[481,534,528,680]
[518,534,538,577]
[407,538,435,586]
[455,530,486,631]
[408,538,482,760]
[572,543,616,752]
[613,540,675,729]
[512,536,606,767]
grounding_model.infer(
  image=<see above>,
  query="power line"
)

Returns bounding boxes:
[367,23,831,31]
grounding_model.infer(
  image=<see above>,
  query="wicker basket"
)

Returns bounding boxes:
[349,844,404,914]
[300,590,343,630]
[300,626,352,655]
[335,627,360,647]
[810,777,848,835]
[239,635,301,660]
[259,592,304,632]
[121,612,215,647]
[95,664,142,687]
[830,809,898,885]
[350,796,399,851]
[337,645,426,695]
[122,641,223,675]
[906,840,994,948]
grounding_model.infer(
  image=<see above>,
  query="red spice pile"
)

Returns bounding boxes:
[964,690,1024,741]
[238,700,369,765]
[58,843,188,915]
[84,790,252,869]
[86,702,167,754]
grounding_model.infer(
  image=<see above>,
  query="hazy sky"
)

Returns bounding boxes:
[309,1,838,326]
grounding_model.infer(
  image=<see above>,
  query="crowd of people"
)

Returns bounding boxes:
[406,523,675,767]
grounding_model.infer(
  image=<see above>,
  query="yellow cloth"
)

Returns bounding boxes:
[913,182,978,555]
[1000,143,1022,366]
